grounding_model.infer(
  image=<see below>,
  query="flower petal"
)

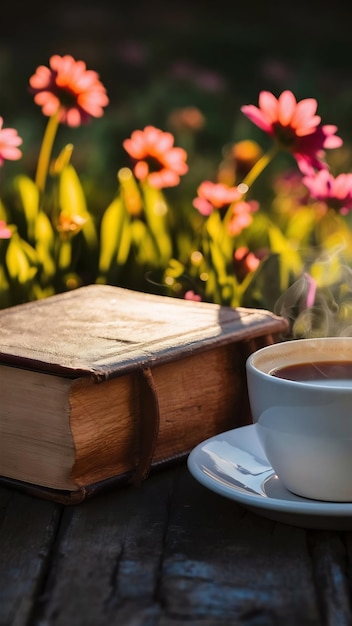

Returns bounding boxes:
[240,104,273,133]
[29,54,109,126]
[277,91,297,126]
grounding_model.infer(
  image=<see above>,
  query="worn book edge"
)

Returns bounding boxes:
[0,331,286,504]
[0,453,188,505]
[0,284,288,379]
[0,286,289,503]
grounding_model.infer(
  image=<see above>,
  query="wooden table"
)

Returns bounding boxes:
[1,460,352,626]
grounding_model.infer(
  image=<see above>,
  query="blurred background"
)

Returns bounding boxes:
[1,0,351,212]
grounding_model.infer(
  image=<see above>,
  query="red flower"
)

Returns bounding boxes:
[241,90,342,174]
[193,181,242,216]
[302,169,352,214]
[123,126,188,188]
[0,117,22,166]
[29,55,109,127]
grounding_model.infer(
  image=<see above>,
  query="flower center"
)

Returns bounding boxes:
[55,85,80,110]
[272,122,297,148]
[145,155,163,172]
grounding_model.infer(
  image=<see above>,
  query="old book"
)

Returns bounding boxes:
[0,284,287,503]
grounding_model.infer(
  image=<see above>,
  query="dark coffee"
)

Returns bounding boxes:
[271,360,352,382]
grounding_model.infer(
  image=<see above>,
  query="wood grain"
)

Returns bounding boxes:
[2,464,351,625]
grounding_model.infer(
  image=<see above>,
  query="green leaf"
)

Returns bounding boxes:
[268,224,302,290]
[58,240,72,270]
[0,264,10,308]
[209,240,229,285]
[241,254,283,310]
[6,236,38,283]
[14,175,40,239]
[0,199,9,221]
[141,183,172,264]
[285,206,318,245]
[59,163,98,249]
[165,258,185,278]
[59,163,88,216]
[206,211,223,240]
[81,215,98,250]
[52,143,74,175]
[35,211,55,247]
[206,212,233,258]
[116,226,131,266]
[130,220,157,264]
[34,212,56,279]
[99,196,131,274]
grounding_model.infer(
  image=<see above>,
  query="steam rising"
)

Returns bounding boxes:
[274,247,352,339]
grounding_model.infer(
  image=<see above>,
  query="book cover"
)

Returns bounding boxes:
[0,284,288,503]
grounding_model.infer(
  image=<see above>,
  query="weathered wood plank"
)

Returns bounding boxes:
[158,468,321,626]
[32,468,176,626]
[310,531,352,626]
[345,531,352,609]
[2,466,352,626]
[0,487,60,626]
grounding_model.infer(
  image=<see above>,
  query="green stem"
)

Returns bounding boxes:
[35,111,60,194]
[241,145,279,189]
[223,145,279,228]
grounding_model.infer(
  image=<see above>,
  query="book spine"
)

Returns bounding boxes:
[130,367,160,486]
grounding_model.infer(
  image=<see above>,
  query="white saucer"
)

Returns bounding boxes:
[187,424,352,530]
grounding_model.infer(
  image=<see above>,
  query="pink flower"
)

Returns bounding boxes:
[302,169,352,214]
[227,200,259,236]
[294,125,343,175]
[193,181,258,235]
[123,126,188,188]
[0,117,22,166]
[184,290,202,301]
[233,246,261,281]
[29,55,109,127]
[167,106,206,132]
[303,273,317,309]
[241,90,342,174]
[193,181,242,216]
[0,220,12,239]
[234,246,260,273]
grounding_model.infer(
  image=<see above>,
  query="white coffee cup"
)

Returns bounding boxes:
[246,337,352,502]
